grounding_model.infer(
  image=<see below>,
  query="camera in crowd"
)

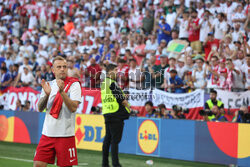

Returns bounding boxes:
[154,104,189,119]
[91,104,102,115]
[154,108,161,113]
[154,107,170,115]
[130,109,139,117]
[169,105,188,119]
[172,105,189,114]
[199,109,214,116]
[238,110,250,123]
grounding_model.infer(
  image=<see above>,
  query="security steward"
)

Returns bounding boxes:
[101,64,130,167]
[204,89,225,121]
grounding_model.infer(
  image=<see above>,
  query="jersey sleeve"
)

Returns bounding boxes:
[69,82,82,103]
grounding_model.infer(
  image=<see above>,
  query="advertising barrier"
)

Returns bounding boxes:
[1,110,250,166]
[75,114,105,151]
[136,118,160,156]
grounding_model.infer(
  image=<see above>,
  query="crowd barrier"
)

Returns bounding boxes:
[0,110,250,166]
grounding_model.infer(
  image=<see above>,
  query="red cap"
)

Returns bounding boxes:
[47,61,53,67]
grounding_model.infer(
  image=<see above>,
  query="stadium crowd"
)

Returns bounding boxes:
[0,0,249,93]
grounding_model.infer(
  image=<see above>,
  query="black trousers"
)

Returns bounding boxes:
[102,121,124,167]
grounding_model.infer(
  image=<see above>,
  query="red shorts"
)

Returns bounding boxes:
[34,135,78,166]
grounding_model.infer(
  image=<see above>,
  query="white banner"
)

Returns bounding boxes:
[152,89,204,108]
[127,89,151,106]
[216,90,250,109]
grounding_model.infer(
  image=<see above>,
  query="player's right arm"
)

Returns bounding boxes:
[38,95,49,112]
[38,79,51,112]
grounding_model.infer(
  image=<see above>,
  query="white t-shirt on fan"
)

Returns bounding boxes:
[199,18,211,42]
[231,67,245,89]
[41,80,82,137]
[192,69,206,88]
[178,18,189,39]
[166,12,177,29]
[212,19,227,40]
[20,72,34,83]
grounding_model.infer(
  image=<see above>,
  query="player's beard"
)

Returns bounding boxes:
[57,73,67,80]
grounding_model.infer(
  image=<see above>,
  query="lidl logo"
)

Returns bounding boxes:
[138,120,159,154]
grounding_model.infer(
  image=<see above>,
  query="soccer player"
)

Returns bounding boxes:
[33,56,82,167]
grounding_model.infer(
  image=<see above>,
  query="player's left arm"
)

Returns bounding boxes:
[58,80,82,113]
[60,91,80,113]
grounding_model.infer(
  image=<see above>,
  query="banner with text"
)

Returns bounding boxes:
[76,88,102,114]
[0,87,102,114]
[0,87,40,111]
[127,89,151,106]
[216,90,250,121]
[216,90,250,109]
[152,89,204,119]
[127,89,151,116]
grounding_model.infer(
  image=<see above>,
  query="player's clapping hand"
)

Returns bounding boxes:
[56,79,65,93]
[41,79,51,96]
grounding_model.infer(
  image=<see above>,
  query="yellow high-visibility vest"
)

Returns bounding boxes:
[101,78,130,115]
[206,99,223,120]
